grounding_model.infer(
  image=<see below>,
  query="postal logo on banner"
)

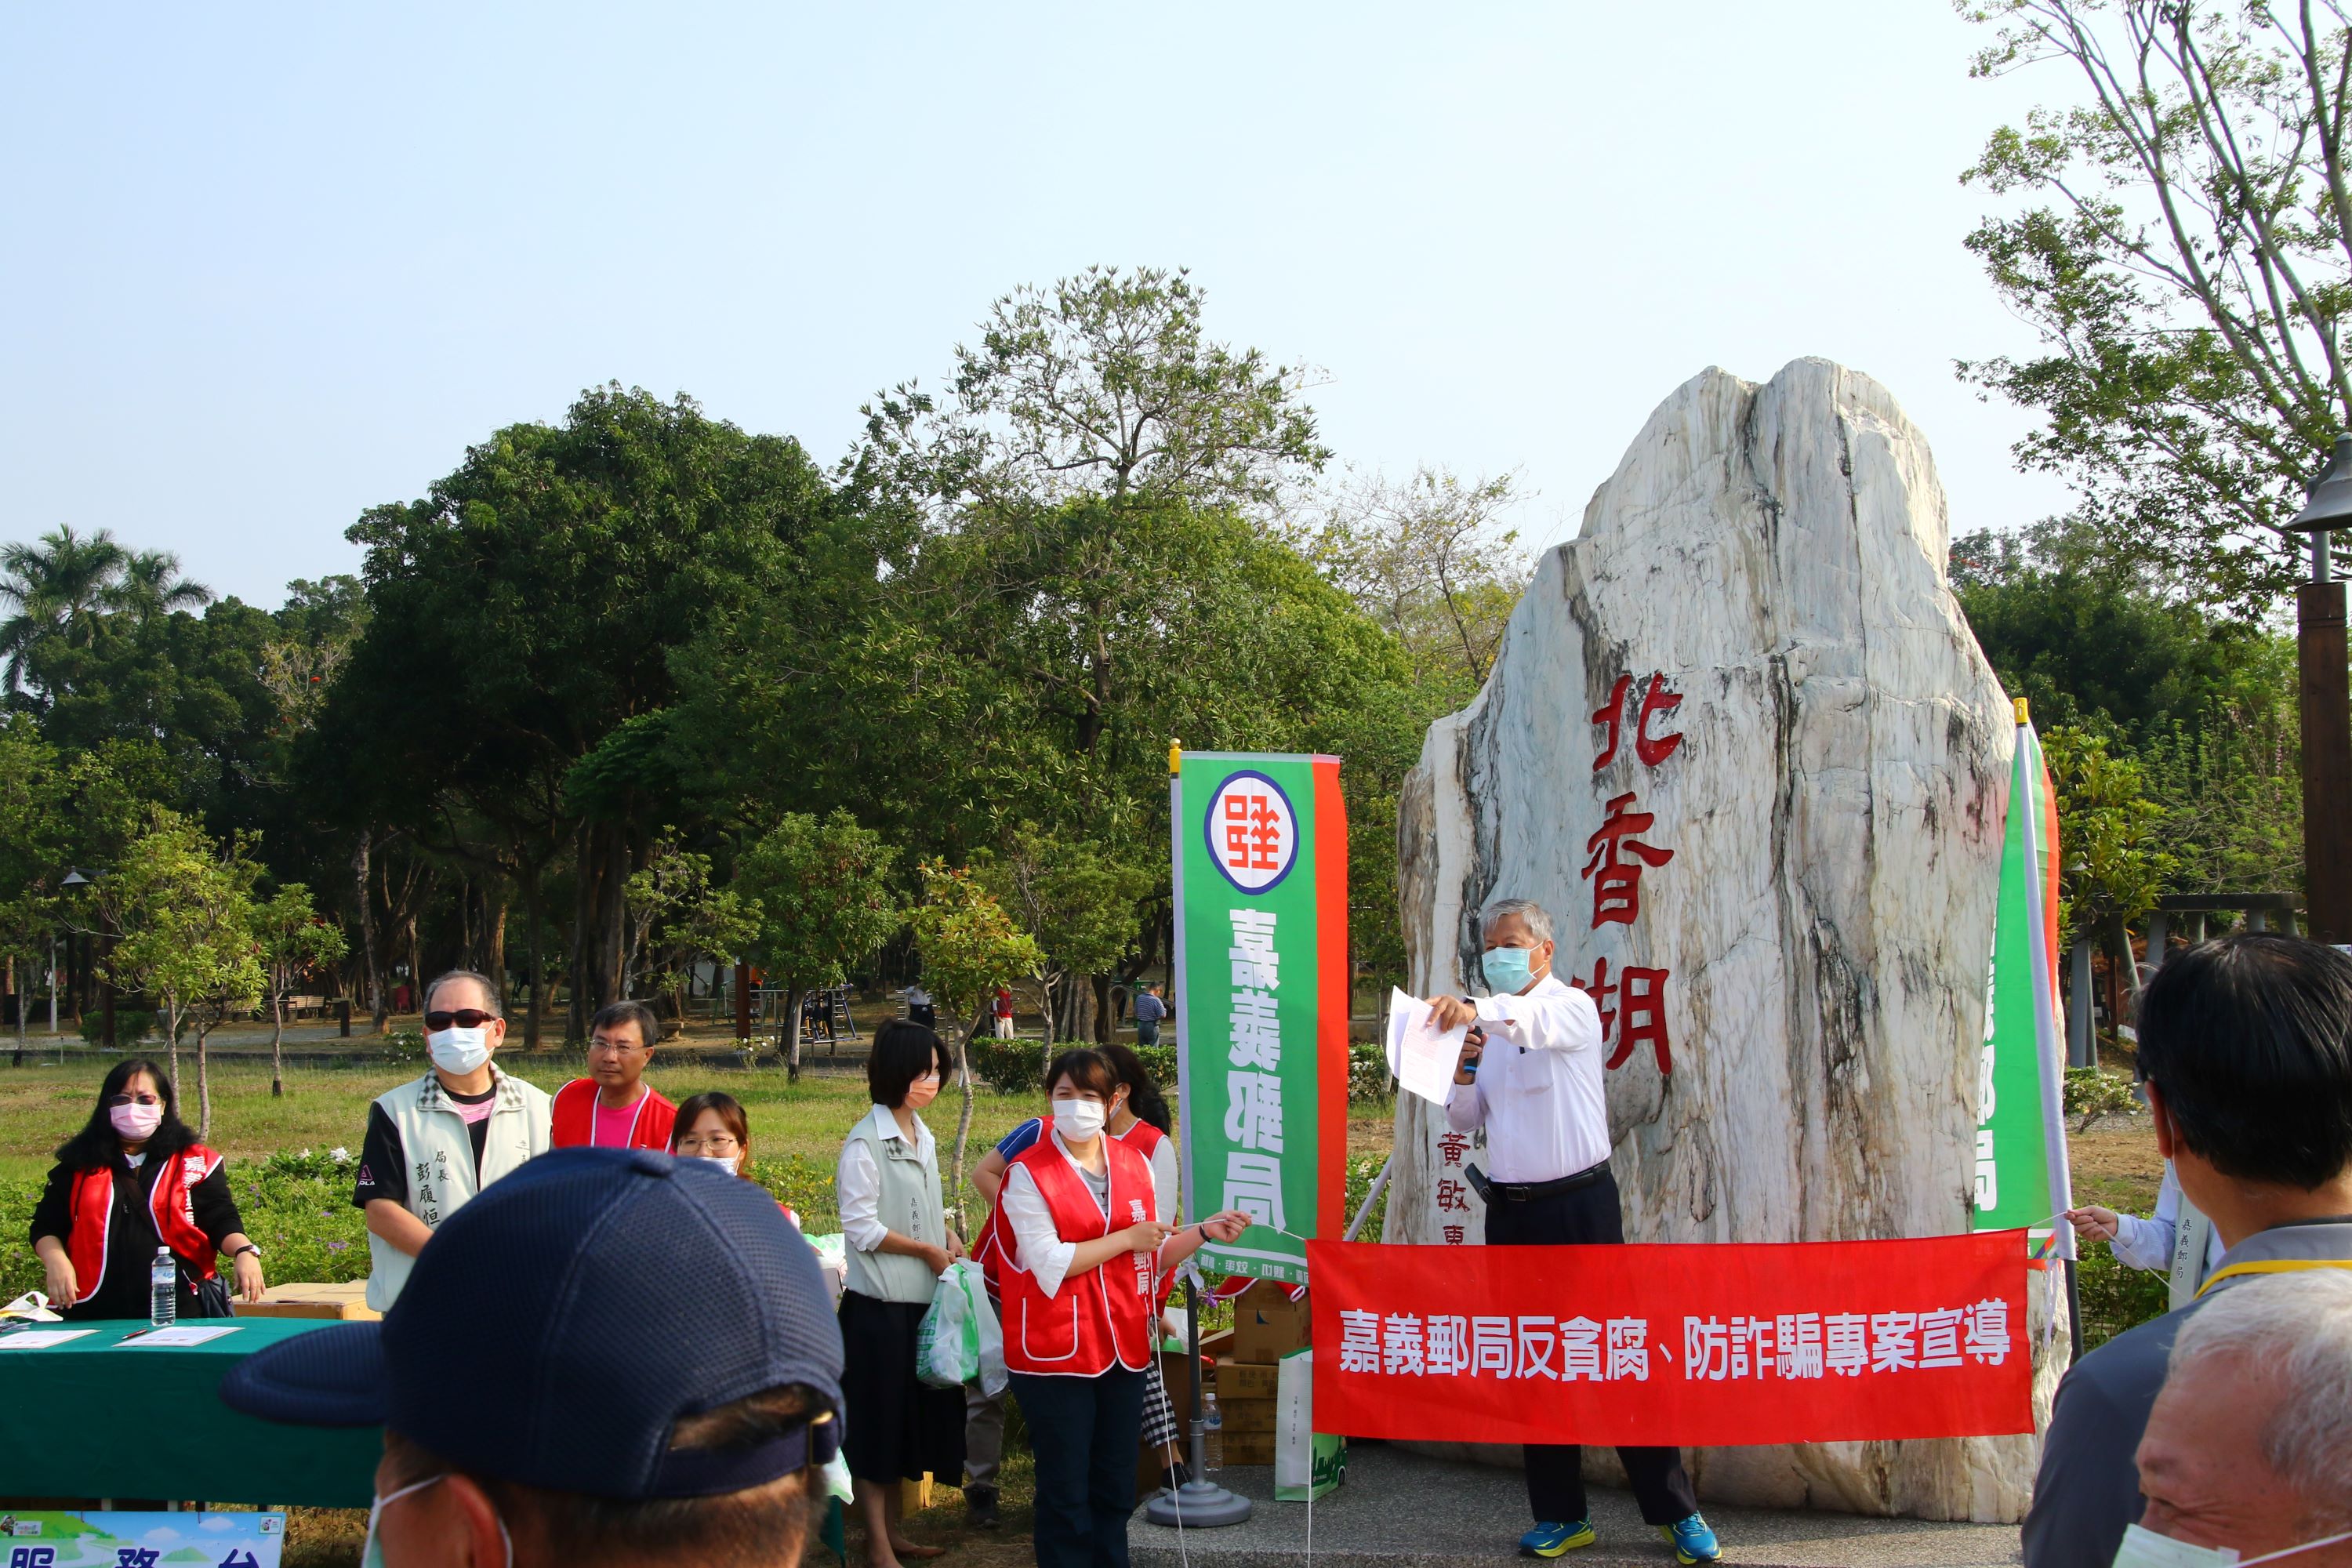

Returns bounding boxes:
[1207,770,1298,895]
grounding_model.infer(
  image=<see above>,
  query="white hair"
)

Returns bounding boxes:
[2169,1271,2352,1524]
[1480,898,1554,945]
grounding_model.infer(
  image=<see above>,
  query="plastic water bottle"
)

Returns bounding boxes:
[149,1247,176,1327]
[1200,1388,1224,1470]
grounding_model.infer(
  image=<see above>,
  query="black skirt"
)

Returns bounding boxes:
[839,1288,967,1484]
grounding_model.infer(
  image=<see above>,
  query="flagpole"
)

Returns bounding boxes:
[1147,741,1251,1530]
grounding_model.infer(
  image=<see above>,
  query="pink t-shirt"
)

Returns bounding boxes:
[454,1094,496,1127]
[592,1093,646,1148]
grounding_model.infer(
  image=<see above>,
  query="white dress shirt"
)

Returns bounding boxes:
[1443,972,1610,1183]
[1000,1127,1161,1299]
[2111,1162,2226,1275]
[837,1103,935,1253]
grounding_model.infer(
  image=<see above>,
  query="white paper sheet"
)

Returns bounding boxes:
[0,1328,97,1348]
[1385,986,1468,1106]
[116,1324,240,1347]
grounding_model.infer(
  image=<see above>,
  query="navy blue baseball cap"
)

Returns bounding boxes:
[221,1147,843,1498]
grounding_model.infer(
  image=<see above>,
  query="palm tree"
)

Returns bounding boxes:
[107,549,214,619]
[0,525,129,695]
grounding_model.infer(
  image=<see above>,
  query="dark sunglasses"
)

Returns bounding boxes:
[424,1009,498,1031]
[106,1092,162,1108]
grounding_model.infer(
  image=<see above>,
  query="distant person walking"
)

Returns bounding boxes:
[993,987,1015,1040]
[552,1000,677,1152]
[1131,982,1167,1047]
[351,969,552,1311]
[30,1058,267,1319]
[904,982,935,1032]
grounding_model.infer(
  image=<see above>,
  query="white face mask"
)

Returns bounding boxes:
[696,1153,740,1175]
[426,1026,491,1076]
[361,1473,513,1568]
[2111,1523,2352,1567]
[1055,1097,1107,1140]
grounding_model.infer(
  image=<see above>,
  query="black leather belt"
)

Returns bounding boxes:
[1472,1160,1610,1203]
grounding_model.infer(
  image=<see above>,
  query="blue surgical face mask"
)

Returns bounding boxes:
[1482,945,1536,996]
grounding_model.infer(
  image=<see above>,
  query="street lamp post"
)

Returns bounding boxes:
[2287,440,2352,946]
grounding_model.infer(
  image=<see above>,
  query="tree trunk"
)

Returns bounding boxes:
[270,985,285,1098]
[521,872,545,1050]
[164,993,182,1087]
[568,819,594,1044]
[786,985,808,1083]
[2110,916,2144,1018]
[353,836,388,1034]
[949,1007,987,1235]
[195,1023,213,1142]
[13,953,24,1067]
[1092,973,1115,1044]
[598,826,630,1006]
[488,896,508,998]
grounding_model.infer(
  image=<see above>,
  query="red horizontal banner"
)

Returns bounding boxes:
[1306,1232,2032,1446]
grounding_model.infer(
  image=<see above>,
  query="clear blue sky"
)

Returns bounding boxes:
[2,2,2067,608]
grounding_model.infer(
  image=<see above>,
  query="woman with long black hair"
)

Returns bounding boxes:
[29,1058,265,1319]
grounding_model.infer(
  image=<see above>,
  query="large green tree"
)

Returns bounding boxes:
[1958,0,2352,610]
[731,811,901,1079]
[309,383,842,1044]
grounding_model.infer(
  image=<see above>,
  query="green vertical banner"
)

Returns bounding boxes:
[1973,706,2077,1261]
[1171,750,1349,1286]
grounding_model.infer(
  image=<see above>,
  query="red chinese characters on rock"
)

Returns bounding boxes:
[1590,673,1685,772]
[1583,793,1673,927]
[1571,957,1674,1075]
[1575,670,1684,1076]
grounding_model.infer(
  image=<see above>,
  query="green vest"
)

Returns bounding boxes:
[843,1109,946,1304]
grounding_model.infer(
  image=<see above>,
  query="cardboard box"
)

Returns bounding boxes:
[1230,1281,1309,1363]
[1218,1396,1276,1435]
[238,1280,380,1322]
[1214,1357,1279,1399]
[1220,1431,1275,1467]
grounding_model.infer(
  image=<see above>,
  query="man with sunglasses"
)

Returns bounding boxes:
[352,969,553,1310]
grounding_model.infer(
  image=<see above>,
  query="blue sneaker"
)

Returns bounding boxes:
[1659,1513,1721,1564]
[1517,1520,1595,1558]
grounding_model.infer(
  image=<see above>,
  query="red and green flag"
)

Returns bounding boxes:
[1171,750,1349,1286]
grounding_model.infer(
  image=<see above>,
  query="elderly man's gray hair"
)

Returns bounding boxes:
[1480,899,1555,945]
[2169,1270,2352,1522]
[423,968,503,1016]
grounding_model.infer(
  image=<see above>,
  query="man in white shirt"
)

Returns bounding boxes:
[1429,899,1718,1565]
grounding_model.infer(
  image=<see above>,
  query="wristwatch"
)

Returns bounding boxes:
[230,1243,262,1261]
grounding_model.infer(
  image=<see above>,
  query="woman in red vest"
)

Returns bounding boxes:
[29,1059,267,1320]
[985,1048,1250,1568]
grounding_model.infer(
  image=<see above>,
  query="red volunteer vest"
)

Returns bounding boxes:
[985,1133,1159,1377]
[551,1080,677,1152]
[67,1144,223,1303]
[972,1116,1168,1281]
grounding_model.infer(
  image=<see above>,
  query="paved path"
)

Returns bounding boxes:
[1128,1446,2020,1568]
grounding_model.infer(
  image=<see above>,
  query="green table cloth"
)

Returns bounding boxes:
[0,1319,379,1507]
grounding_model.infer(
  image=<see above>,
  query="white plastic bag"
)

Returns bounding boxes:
[915,1261,1006,1395]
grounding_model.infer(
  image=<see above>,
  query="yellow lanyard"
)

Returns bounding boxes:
[2194,1257,2352,1300]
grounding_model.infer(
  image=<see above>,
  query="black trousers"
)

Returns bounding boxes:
[1011,1368,1147,1568]
[1485,1171,1700,1528]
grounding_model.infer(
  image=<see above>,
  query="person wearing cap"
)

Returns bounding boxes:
[351,969,553,1312]
[985,1047,1250,1568]
[835,1020,963,1568]
[551,1000,677,1152]
[224,1147,844,1568]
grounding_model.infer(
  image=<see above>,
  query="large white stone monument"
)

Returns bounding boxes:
[1387,358,2060,1521]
